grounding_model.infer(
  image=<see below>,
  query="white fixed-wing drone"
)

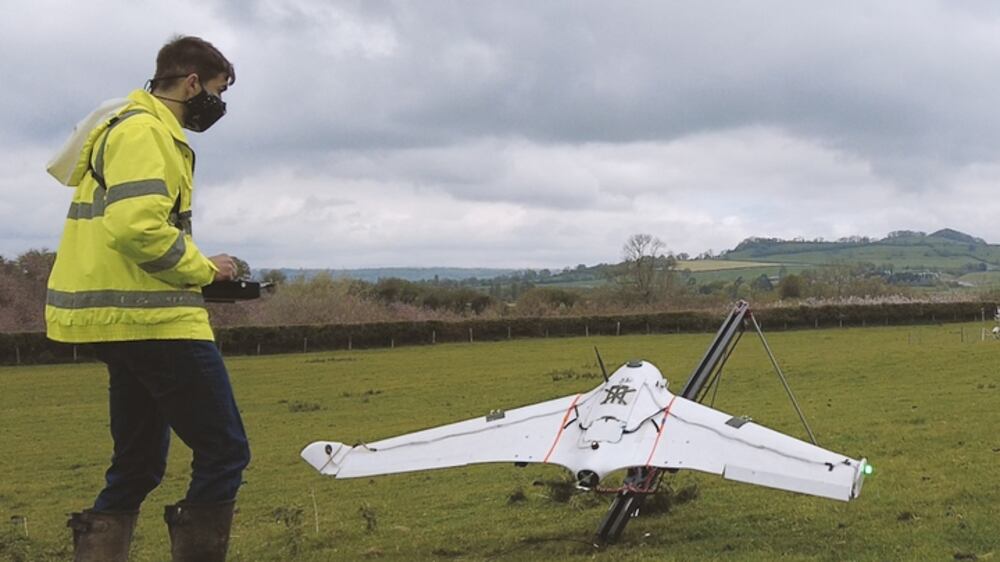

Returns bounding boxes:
[301,302,869,542]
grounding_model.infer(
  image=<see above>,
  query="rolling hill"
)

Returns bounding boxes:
[259,229,1000,289]
[720,229,999,274]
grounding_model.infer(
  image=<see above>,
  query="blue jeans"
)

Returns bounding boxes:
[91,340,251,511]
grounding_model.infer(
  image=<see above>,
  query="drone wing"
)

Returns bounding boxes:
[301,389,598,478]
[302,383,866,502]
[646,396,867,501]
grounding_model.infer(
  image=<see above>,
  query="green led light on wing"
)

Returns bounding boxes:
[863,463,874,476]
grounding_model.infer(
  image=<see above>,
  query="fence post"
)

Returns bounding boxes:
[348,335,352,351]
[256,343,261,355]
[616,322,621,336]
[507,326,511,340]
[73,345,78,362]
[585,325,589,337]
[814,318,818,329]
[432,330,436,344]
[303,337,308,353]
[15,345,20,365]
[469,328,474,343]
[391,338,395,349]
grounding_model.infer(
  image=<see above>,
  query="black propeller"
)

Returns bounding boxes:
[594,346,609,383]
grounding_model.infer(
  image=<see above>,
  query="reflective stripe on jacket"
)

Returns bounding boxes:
[46,89,218,343]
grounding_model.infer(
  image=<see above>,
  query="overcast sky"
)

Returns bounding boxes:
[4,0,1000,269]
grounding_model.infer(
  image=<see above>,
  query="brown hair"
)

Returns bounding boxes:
[150,35,235,91]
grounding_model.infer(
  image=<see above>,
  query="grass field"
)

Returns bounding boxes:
[676,260,784,272]
[959,271,1000,287]
[721,235,1000,273]
[675,260,813,285]
[2,322,999,561]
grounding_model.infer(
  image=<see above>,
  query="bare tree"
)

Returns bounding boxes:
[620,234,674,303]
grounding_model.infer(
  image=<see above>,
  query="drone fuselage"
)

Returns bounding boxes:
[567,360,672,487]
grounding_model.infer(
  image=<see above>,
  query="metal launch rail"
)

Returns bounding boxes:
[594,300,816,544]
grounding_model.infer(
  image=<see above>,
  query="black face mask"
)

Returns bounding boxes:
[149,76,227,132]
[180,87,227,132]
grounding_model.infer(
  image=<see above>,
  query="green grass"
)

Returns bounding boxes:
[2,323,1000,561]
[676,260,783,272]
[723,237,1000,273]
[959,271,1000,287]
[683,264,812,284]
[674,260,812,285]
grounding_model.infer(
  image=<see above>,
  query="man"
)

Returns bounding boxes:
[46,36,251,562]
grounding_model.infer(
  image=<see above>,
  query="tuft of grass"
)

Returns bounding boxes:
[288,400,323,413]
[304,357,358,364]
[567,491,603,511]
[534,477,577,503]
[641,483,701,517]
[0,526,31,562]
[341,389,384,400]
[506,487,527,505]
[272,506,305,555]
[359,503,378,533]
[547,369,599,382]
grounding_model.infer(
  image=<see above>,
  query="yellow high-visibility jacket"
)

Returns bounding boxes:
[46,89,219,343]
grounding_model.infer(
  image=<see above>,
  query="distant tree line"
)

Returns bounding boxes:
[0,237,990,334]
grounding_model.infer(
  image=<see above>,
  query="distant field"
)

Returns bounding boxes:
[2,323,999,561]
[537,278,609,289]
[959,271,1000,286]
[675,259,812,284]
[723,237,1000,273]
[739,249,982,271]
[676,259,783,272]
[687,265,812,284]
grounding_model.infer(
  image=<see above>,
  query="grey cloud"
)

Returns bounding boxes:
[14,1,1000,181]
[180,0,1000,194]
[5,1,1000,267]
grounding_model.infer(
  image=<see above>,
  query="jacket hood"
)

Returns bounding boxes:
[46,89,188,187]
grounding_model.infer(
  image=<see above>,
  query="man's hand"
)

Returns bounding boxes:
[209,254,237,282]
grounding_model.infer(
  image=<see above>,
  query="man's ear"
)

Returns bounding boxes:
[184,73,201,95]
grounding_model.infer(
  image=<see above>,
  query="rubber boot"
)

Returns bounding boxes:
[67,509,139,562]
[164,499,236,562]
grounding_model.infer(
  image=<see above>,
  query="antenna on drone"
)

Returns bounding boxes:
[594,346,609,383]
